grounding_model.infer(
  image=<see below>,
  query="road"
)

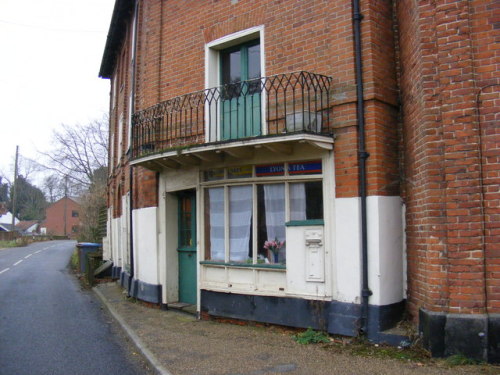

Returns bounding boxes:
[0,240,153,375]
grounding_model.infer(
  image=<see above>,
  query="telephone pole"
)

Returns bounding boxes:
[11,146,19,229]
[63,175,68,236]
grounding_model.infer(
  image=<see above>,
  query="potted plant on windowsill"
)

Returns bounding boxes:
[264,238,285,264]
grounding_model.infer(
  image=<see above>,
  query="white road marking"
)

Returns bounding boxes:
[13,260,23,266]
[0,268,9,275]
[24,254,32,259]
[34,250,41,254]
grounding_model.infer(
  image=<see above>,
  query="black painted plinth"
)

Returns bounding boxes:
[111,266,122,280]
[419,309,500,363]
[119,271,131,290]
[118,272,162,304]
[200,290,406,345]
[129,278,162,304]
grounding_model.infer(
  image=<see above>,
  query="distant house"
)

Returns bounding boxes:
[16,220,40,235]
[0,223,17,232]
[41,197,81,239]
[0,202,19,226]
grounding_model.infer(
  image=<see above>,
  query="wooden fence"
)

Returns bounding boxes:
[0,231,19,241]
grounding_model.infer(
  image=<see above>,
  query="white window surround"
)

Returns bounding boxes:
[117,114,124,166]
[112,76,117,109]
[109,132,115,173]
[205,26,266,141]
[127,7,138,152]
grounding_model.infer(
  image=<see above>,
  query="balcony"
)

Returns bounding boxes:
[131,71,333,169]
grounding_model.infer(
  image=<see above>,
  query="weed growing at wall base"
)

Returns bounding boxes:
[293,328,330,344]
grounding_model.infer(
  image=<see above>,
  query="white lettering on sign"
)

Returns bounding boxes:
[289,164,306,172]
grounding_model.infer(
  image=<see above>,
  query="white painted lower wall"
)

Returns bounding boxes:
[334,196,405,306]
[334,197,362,303]
[133,207,159,285]
[102,207,113,260]
[368,196,405,306]
[110,217,122,268]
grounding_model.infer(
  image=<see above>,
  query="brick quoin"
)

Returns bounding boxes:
[397,0,499,319]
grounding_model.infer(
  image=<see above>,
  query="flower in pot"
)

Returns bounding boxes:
[263,238,285,263]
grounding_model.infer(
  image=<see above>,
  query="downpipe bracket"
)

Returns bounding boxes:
[362,289,373,298]
[358,151,370,160]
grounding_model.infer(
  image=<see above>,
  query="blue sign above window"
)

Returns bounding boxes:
[288,160,322,175]
[256,164,284,177]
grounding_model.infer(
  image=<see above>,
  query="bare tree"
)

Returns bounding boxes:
[40,115,109,187]
[39,116,109,242]
[0,154,44,187]
[78,167,107,242]
[42,174,63,203]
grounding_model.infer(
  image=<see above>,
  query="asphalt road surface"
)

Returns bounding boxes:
[0,240,153,375]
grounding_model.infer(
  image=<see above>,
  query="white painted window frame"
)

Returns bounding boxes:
[117,113,124,166]
[127,7,138,152]
[204,25,266,142]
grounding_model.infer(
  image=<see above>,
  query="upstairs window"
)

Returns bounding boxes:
[220,39,261,140]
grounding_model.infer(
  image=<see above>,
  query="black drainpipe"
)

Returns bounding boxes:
[127,0,140,296]
[352,0,372,334]
[128,165,135,296]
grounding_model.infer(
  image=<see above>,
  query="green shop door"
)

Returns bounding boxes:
[177,190,197,305]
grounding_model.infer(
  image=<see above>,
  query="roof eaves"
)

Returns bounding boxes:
[98,0,136,79]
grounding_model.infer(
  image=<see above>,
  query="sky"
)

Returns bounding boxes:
[0,0,115,183]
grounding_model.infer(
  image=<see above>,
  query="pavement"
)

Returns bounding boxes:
[93,282,497,375]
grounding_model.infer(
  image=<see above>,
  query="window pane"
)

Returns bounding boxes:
[229,185,252,262]
[221,50,241,84]
[247,43,260,79]
[179,196,192,248]
[290,181,323,220]
[257,184,286,264]
[207,187,225,261]
[227,165,252,179]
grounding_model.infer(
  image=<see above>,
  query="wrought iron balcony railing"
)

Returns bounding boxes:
[131,71,332,159]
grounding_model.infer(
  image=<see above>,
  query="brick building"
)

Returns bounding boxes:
[42,197,81,239]
[99,0,499,361]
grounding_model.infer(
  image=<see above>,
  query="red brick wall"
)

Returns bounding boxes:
[44,197,81,238]
[106,0,401,216]
[132,0,398,198]
[397,0,500,318]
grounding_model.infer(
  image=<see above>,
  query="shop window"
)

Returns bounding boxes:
[228,185,253,262]
[203,161,323,266]
[290,181,323,221]
[257,184,286,263]
[207,187,224,261]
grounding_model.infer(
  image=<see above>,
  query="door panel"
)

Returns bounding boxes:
[221,40,261,140]
[177,191,196,305]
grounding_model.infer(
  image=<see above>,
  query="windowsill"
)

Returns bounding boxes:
[200,261,286,270]
[285,219,324,227]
